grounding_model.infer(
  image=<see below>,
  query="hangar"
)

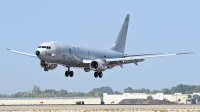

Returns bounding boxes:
[103,93,200,104]
[0,97,101,105]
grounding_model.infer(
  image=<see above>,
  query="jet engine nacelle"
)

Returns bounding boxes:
[90,59,107,71]
[40,61,58,70]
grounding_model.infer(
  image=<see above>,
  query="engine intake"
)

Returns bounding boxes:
[90,59,107,71]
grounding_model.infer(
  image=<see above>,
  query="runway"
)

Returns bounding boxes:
[0,105,200,112]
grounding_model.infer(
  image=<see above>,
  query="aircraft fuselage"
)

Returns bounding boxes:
[36,41,123,68]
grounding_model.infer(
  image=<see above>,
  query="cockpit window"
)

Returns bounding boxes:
[38,46,51,49]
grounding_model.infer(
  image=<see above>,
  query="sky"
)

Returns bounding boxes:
[0,0,199,94]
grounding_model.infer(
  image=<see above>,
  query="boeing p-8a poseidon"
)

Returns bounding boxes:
[7,14,192,78]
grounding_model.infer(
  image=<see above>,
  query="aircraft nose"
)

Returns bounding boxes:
[35,50,40,56]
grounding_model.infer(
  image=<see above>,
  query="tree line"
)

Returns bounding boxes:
[124,84,200,94]
[0,84,200,99]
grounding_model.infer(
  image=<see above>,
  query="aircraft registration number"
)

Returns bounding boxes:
[45,52,52,56]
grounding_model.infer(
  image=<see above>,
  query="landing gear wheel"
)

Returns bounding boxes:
[69,71,74,77]
[99,72,103,78]
[44,65,48,71]
[65,71,69,77]
[94,72,98,78]
[44,68,48,71]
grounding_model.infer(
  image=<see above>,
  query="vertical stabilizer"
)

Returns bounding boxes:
[109,14,130,53]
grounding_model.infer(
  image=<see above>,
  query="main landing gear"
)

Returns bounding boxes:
[94,72,103,78]
[65,67,74,77]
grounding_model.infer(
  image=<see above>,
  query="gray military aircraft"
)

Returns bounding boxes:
[7,14,192,78]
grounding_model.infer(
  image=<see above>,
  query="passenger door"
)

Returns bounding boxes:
[54,43,60,55]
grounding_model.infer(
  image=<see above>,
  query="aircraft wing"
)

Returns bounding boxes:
[82,52,193,66]
[7,48,36,57]
[106,52,193,62]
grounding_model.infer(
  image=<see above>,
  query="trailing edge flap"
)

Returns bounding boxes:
[106,52,193,62]
[123,53,163,57]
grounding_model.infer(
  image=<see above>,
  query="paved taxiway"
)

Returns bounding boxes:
[0,105,200,111]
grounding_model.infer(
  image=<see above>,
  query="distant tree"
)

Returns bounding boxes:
[147,95,153,100]
[23,92,31,97]
[171,84,192,94]
[57,89,68,97]
[43,89,58,95]
[124,87,133,93]
[133,88,150,93]
[114,91,122,94]
[151,90,161,94]
[0,94,9,98]
[134,89,142,93]
[39,93,54,97]
[162,88,171,94]
[0,94,2,97]
[90,86,113,94]
[10,92,24,98]
[67,92,85,97]
[32,85,41,96]
[4,84,200,98]
[193,86,200,93]
[141,88,151,93]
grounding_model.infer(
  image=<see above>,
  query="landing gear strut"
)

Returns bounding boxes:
[44,65,48,71]
[65,67,74,77]
[41,61,48,71]
[94,72,103,78]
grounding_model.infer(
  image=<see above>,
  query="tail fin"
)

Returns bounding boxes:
[109,14,130,53]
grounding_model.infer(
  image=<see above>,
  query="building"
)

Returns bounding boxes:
[103,93,200,104]
[0,97,101,105]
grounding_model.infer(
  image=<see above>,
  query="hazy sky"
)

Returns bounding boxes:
[0,0,199,94]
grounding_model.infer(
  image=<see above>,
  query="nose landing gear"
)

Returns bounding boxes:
[44,66,48,71]
[41,61,48,71]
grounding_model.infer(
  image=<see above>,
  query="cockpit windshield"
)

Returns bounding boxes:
[38,46,51,49]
